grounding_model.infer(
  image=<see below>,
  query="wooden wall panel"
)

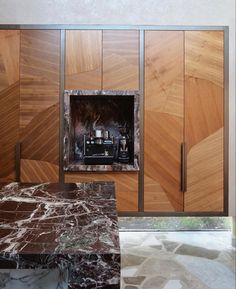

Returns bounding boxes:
[65,173,139,212]
[20,30,60,182]
[103,30,139,90]
[65,30,102,90]
[20,103,59,164]
[20,30,60,131]
[0,30,20,181]
[185,128,224,211]
[21,159,59,183]
[144,31,184,212]
[185,31,224,212]
[0,30,20,91]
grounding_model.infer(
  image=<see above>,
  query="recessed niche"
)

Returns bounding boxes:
[64,90,140,171]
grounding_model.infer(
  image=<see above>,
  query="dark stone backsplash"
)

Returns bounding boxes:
[64,90,140,172]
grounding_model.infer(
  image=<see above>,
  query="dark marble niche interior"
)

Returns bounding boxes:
[64,90,140,172]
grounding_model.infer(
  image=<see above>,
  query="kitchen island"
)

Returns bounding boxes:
[0,182,120,289]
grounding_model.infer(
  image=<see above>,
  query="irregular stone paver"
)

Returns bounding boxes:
[162,240,180,252]
[141,235,162,246]
[150,245,163,250]
[122,266,139,277]
[125,246,160,257]
[176,255,236,289]
[155,234,167,240]
[175,244,219,259]
[180,276,211,289]
[122,254,146,268]
[123,276,146,285]
[162,280,182,289]
[139,258,183,275]
[216,250,236,273]
[120,232,235,289]
[141,276,166,288]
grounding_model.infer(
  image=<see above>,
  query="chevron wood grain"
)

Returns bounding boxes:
[65,30,102,90]
[103,30,139,90]
[20,103,59,165]
[0,82,20,181]
[20,30,60,182]
[20,30,60,132]
[185,31,224,212]
[0,30,20,92]
[21,159,59,183]
[144,31,184,212]
[0,30,20,182]
[65,173,138,212]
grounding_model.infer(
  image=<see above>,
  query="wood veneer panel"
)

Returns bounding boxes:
[65,30,102,90]
[103,30,139,90]
[20,103,59,165]
[0,83,20,181]
[20,30,60,131]
[21,159,59,183]
[185,129,224,211]
[65,173,138,212]
[0,30,20,181]
[20,30,60,182]
[185,31,224,212]
[144,31,184,212]
[0,30,20,92]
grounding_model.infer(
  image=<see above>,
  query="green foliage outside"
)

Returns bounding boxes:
[119,217,232,231]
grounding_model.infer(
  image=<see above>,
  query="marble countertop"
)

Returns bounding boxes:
[65,160,139,172]
[0,182,120,288]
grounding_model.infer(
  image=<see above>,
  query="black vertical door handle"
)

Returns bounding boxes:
[181,142,187,192]
[15,142,21,183]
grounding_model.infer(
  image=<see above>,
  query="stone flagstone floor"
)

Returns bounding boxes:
[120,231,236,289]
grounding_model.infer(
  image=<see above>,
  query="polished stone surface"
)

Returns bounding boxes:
[120,231,236,289]
[0,269,67,289]
[0,182,120,289]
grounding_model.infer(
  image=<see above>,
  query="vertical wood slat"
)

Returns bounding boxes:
[144,31,184,212]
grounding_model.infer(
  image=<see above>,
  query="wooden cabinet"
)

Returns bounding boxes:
[64,29,140,212]
[144,30,225,213]
[184,31,224,212]
[144,31,184,212]
[20,30,60,182]
[0,27,227,214]
[0,30,20,182]
[65,30,139,90]
[65,172,139,212]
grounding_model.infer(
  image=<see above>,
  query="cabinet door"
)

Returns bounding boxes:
[144,31,184,212]
[20,30,60,182]
[103,30,139,90]
[184,31,224,212]
[65,173,139,212]
[0,30,20,182]
[65,30,102,90]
